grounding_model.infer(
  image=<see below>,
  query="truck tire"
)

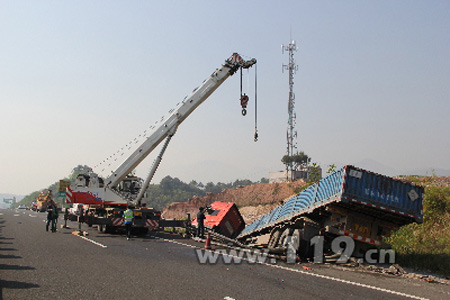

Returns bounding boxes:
[291,229,301,250]
[295,223,319,259]
[268,228,283,249]
[292,229,311,258]
[97,225,104,233]
[278,227,294,248]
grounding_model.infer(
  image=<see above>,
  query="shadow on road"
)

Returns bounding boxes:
[0,264,35,271]
[0,248,17,251]
[0,254,21,259]
[0,279,40,289]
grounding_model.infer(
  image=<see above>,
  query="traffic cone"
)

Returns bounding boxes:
[205,233,211,250]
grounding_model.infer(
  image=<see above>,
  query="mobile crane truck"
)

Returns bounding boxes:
[65,53,257,234]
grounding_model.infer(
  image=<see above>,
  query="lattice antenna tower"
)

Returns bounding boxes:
[282,38,299,173]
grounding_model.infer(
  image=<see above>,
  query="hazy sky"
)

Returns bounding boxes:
[1,1,449,196]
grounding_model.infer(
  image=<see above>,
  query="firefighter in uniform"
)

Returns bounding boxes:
[123,206,134,240]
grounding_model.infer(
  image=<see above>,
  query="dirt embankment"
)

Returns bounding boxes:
[162,180,308,224]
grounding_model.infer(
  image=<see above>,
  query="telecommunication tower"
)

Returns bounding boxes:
[282,39,299,176]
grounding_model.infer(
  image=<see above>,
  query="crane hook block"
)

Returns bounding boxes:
[240,94,249,116]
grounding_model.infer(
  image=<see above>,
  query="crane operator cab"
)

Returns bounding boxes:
[117,174,142,197]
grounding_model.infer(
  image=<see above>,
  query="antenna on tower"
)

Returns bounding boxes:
[282,37,299,181]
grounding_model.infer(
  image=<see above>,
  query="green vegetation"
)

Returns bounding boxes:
[146,176,264,210]
[281,151,311,169]
[385,177,450,276]
[307,162,322,183]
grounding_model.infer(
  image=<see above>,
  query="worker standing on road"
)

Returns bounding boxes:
[123,206,134,240]
[197,207,205,239]
[46,203,55,232]
[52,203,59,232]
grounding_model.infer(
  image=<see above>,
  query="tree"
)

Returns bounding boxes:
[327,164,337,174]
[281,151,311,171]
[308,162,322,183]
[232,179,253,188]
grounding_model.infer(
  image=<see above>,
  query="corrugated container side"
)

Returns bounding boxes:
[342,166,423,222]
[239,168,346,237]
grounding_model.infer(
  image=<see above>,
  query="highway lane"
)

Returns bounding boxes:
[1,209,448,300]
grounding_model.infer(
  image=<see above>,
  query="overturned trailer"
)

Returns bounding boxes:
[237,165,423,258]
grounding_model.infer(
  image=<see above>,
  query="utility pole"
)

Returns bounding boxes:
[282,38,299,181]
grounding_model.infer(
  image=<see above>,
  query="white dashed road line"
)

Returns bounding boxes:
[76,235,108,248]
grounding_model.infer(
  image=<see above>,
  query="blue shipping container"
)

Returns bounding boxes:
[239,165,423,238]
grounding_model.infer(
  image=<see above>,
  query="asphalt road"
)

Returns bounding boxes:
[1,209,449,300]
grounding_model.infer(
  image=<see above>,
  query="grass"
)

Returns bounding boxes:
[384,178,450,277]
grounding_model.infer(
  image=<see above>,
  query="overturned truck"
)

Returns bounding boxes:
[237,165,423,259]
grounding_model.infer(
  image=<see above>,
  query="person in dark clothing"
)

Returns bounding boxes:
[46,203,56,232]
[196,207,206,238]
[52,204,59,232]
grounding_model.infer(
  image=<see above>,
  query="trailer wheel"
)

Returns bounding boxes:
[292,226,318,259]
[291,229,310,258]
[278,227,294,248]
[290,229,301,250]
[268,228,282,249]
[97,225,104,233]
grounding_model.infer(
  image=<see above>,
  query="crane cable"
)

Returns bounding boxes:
[240,67,249,116]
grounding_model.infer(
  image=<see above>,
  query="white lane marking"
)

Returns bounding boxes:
[154,236,428,300]
[0,213,3,215]
[13,214,20,217]
[76,235,108,248]
[28,214,36,218]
